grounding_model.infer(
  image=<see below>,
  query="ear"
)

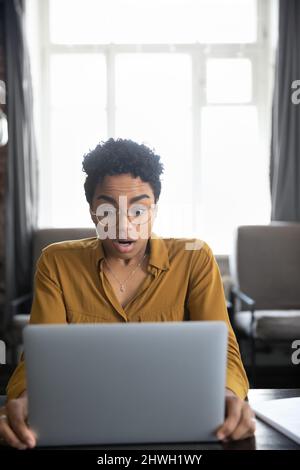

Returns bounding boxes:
[89,206,97,226]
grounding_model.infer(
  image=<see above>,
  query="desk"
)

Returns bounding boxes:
[0,389,299,450]
[39,389,300,450]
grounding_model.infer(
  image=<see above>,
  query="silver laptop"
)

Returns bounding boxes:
[23,321,228,447]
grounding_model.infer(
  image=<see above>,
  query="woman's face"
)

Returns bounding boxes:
[90,173,156,259]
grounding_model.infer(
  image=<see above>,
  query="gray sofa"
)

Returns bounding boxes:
[229,222,300,375]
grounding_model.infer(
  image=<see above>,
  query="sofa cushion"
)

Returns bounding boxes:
[235,310,300,340]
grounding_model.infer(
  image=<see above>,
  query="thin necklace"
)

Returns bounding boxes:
[104,253,147,292]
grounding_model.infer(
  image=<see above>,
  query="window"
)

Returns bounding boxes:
[49,0,257,44]
[27,0,275,253]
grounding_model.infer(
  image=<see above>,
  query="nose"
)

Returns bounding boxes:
[116,211,130,239]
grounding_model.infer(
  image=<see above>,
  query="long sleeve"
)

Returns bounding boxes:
[186,242,249,399]
[6,249,67,400]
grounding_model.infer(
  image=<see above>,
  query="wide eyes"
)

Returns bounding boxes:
[92,203,153,226]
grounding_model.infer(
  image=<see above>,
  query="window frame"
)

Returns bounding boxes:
[32,0,275,251]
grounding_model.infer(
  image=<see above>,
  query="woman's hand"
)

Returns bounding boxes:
[0,392,36,449]
[216,389,256,441]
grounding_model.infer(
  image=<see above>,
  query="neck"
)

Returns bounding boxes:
[103,239,150,268]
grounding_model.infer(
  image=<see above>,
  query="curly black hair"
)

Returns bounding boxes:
[82,138,164,204]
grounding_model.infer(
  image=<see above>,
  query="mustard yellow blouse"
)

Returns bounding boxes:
[6,233,249,400]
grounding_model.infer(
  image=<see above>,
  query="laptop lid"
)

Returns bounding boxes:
[24,321,227,446]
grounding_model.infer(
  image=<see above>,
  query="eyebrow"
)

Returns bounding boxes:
[96,194,151,204]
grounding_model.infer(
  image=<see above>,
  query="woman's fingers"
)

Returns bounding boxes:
[6,400,36,448]
[216,396,256,441]
[216,396,243,440]
[0,414,27,449]
[0,398,37,449]
[230,405,256,441]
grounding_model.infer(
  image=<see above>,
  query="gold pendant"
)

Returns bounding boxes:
[120,284,125,292]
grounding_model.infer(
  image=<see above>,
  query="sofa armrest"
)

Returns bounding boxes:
[231,287,256,308]
[230,287,256,332]
[9,293,32,316]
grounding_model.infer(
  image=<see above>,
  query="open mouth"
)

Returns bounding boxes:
[111,239,137,252]
[114,239,135,246]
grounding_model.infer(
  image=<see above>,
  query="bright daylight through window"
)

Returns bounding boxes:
[27,0,275,253]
